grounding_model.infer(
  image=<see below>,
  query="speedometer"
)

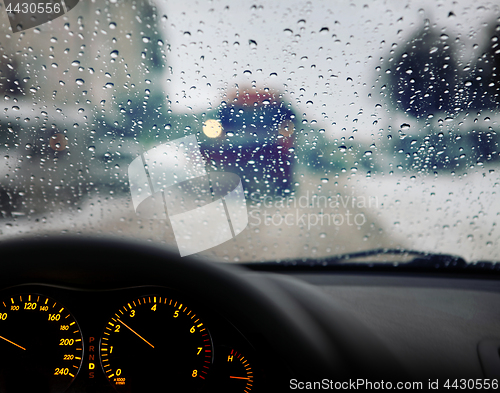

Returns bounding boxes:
[100,294,213,392]
[0,294,83,393]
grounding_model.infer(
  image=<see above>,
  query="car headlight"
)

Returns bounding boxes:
[203,119,223,138]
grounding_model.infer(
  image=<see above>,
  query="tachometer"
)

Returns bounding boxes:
[0,294,83,393]
[100,294,213,392]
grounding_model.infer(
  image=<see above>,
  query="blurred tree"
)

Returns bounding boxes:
[0,44,24,97]
[0,0,166,128]
[387,23,457,118]
[464,16,500,109]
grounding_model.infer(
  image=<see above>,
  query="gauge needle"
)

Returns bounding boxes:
[230,376,251,380]
[117,319,154,349]
[0,335,26,351]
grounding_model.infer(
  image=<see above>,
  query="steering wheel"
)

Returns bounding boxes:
[0,236,406,390]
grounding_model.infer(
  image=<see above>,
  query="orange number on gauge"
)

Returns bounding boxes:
[54,368,69,376]
[59,339,74,346]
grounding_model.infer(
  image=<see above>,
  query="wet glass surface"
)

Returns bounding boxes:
[0,0,499,263]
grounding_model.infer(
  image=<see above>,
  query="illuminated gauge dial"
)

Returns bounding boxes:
[100,295,213,392]
[218,348,256,392]
[0,294,83,393]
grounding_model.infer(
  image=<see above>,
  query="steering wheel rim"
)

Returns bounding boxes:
[0,236,406,384]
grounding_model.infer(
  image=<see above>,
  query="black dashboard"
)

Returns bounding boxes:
[0,284,280,393]
[1,237,499,392]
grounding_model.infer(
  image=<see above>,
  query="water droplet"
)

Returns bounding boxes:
[400,123,410,130]
[321,178,329,183]
[88,146,95,152]
[110,50,119,58]
[76,79,84,86]
[109,22,116,29]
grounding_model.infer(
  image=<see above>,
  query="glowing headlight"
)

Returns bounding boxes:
[203,119,223,138]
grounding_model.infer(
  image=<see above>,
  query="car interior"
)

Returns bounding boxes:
[0,0,499,392]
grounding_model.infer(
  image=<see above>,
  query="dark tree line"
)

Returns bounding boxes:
[388,17,500,117]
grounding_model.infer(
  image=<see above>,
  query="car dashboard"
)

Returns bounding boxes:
[0,284,277,393]
[1,237,500,393]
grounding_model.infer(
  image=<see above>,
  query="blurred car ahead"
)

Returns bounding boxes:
[196,89,296,195]
[0,101,146,216]
[0,101,94,216]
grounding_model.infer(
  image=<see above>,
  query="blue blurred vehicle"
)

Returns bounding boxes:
[197,89,296,195]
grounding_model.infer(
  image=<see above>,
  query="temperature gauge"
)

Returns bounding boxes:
[217,347,256,392]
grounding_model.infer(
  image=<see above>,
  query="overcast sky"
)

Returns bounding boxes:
[156,0,500,141]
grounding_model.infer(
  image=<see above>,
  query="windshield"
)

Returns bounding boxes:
[0,0,498,263]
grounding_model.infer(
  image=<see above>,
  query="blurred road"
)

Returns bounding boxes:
[0,163,498,263]
[0,165,400,262]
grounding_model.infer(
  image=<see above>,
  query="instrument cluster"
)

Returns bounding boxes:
[0,284,279,393]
